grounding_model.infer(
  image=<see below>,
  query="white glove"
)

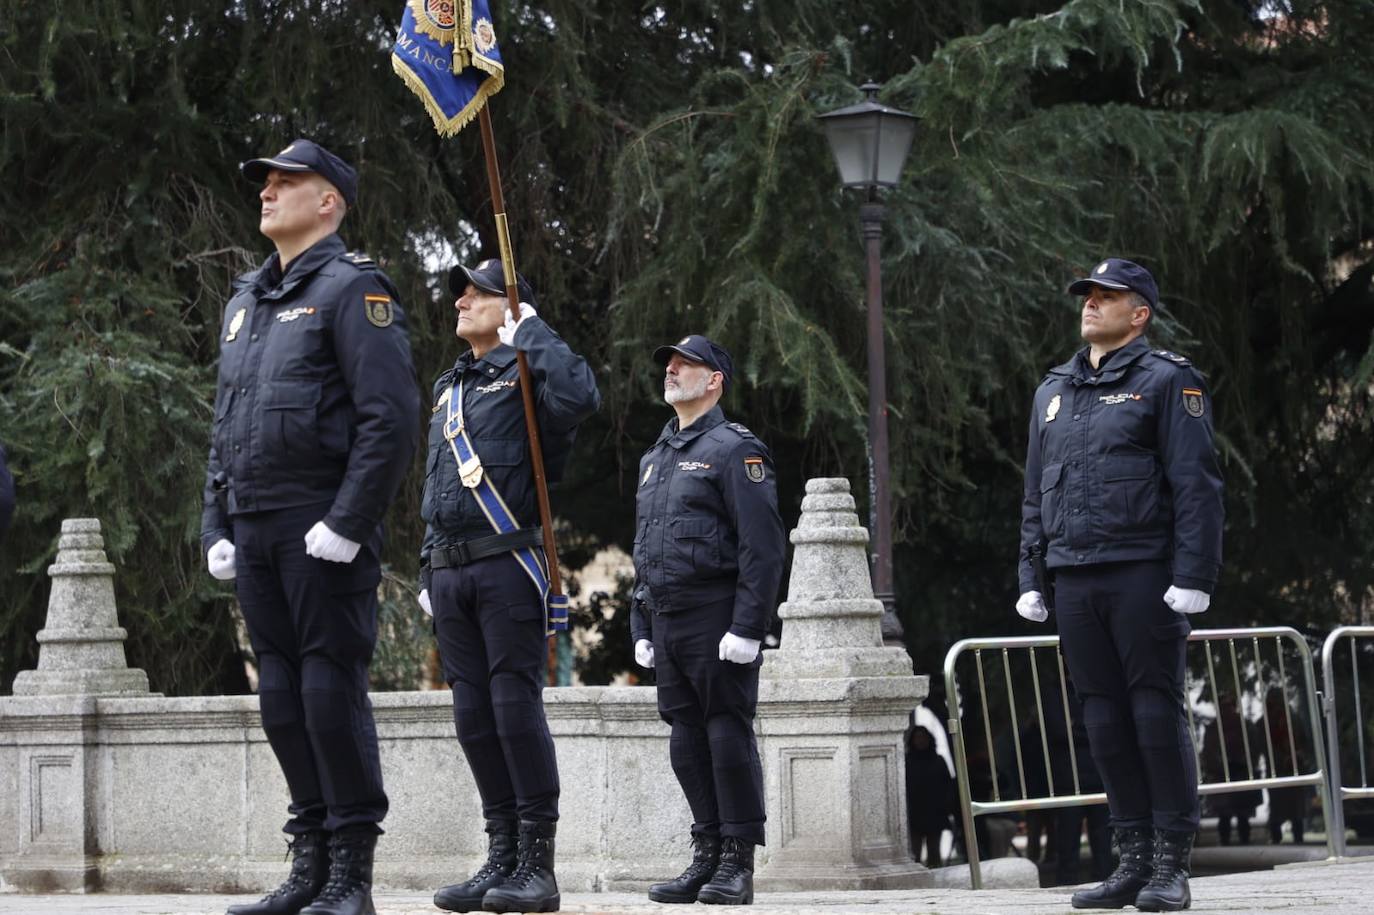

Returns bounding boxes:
[497,301,537,347]
[634,638,655,668]
[303,521,361,563]
[419,589,432,617]
[1164,586,1210,614]
[719,632,761,664]
[1016,590,1049,622]
[207,538,237,581]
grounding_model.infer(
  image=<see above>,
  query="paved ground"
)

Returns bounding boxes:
[3,857,1373,915]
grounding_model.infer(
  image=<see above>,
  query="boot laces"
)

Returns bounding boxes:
[505,837,549,889]
[680,837,718,880]
[711,838,747,882]
[261,835,321,900]
[313,842,369,905]
[461,841,513,889]
[1145,845,1184,888]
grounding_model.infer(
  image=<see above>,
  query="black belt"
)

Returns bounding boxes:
[429,527,543,569]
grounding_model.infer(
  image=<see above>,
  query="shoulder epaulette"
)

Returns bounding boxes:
[339,251,376,269]
[725,421,758,440]
[1150,349,1192,367]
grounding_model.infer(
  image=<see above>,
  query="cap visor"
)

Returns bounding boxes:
[1067,278,1131,295]
[653,344,707,367]
[241,157,315,183]
[450,264,506,298]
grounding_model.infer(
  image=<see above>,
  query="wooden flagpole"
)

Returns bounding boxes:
[475,104,566,633]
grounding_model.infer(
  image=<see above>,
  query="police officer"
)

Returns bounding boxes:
[202,139,420,915]
[422,259,600,914]
[631,335,785,907]
[1017,259,1223,912]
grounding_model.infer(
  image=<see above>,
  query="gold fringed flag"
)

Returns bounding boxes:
[392,0,504,136]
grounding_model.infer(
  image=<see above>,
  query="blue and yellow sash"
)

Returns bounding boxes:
[442,378,568,634]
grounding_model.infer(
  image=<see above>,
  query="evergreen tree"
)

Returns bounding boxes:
[1,1,1370,692]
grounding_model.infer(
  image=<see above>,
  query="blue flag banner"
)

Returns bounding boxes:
[392,0,504,136]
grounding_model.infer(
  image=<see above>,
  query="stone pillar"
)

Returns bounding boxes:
[12,518,151,697]
[3,518,153,892]
[755,478,930,890]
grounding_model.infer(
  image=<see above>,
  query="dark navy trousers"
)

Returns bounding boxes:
[652,598,766,846]
[432,553,560,824]
[1054,560,1200,832]
[233,503,388,836]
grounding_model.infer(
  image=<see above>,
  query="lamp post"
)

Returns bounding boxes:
[817,82,917,645]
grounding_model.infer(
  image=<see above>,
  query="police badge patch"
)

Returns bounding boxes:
[744,456,765,483]
[364,293,394,328]
[225,307,246,342]
[1182,387,1205,418]
[1045,393,1061,423]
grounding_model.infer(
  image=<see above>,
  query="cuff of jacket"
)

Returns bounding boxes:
[1172,552,1220,593]
[323,506,376,545]
[728,621,767,641]
[419,563,432,594]
[1172,573,1213,593]
[201,529,231,555]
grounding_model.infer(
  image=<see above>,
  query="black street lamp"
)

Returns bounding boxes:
[817,82,918,645]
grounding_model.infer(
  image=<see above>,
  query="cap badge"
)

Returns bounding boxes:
[278,143,296,156]
[678,336,691,345]
[1095,262,1109,274]
[1045,393,1061,423]
[225,307,246,342]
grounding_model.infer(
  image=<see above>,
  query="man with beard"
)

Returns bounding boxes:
[631,335,785,907]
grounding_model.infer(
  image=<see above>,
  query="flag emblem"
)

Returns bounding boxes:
[364,293,394,328]
[392,0,505,136]
[1182,387,1205,418]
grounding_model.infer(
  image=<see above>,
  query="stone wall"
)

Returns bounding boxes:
[0,482,930,894]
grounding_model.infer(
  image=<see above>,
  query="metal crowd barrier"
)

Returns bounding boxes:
[1320,626,1374,857]
[944,627,1335,889]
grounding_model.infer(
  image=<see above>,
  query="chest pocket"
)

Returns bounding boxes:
[1102,454,1161,532]
[669,516,720,578]
[260,383,320,466]
[1039,462,1065,535]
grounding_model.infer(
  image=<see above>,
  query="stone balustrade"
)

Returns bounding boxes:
[0,481,929,894]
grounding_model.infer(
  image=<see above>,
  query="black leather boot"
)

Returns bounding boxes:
[481,819,560,914]
[696,836,754,906]
[299,830,377,915]
[227,831,330,915]
[434,820,519,912]
[1134,828,1194,912]
[1070,826,1153,909]
[648,833,722,904]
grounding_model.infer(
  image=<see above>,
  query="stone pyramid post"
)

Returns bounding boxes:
[755,478,930,889]
[12,518,151,697]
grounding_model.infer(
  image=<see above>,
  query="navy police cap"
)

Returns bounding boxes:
[653,335,734,391]
[241,139,358,206]
[449,258,538,307]
[1067,258,1159,310]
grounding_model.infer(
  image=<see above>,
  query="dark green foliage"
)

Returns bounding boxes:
[2,1,1372,694]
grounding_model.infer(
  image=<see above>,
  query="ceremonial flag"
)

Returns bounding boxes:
[392,0,504,136]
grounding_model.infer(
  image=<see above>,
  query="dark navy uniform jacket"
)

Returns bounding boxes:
[419,316,600,590]
[629,406,785,642]
[201,234,420,550]
[1018,335,1224,594]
